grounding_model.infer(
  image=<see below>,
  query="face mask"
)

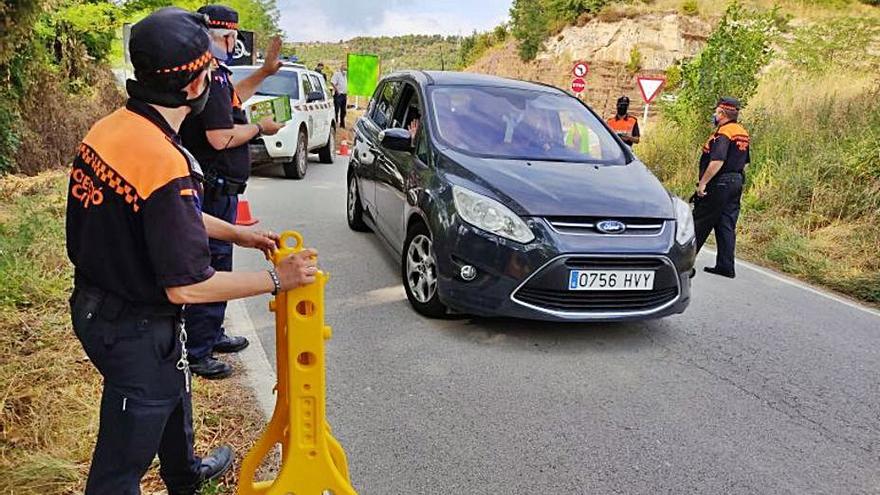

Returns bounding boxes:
[187,75,211,115]
[712,114,720,126]
[617,104,628,116]
[210,41,235,63]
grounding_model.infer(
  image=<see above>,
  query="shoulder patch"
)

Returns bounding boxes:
[82,108,189,201]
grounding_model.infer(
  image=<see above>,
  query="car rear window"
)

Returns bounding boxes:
[229,68,300,100]
[428,85,626,165]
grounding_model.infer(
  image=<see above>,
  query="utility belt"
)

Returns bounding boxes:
[71,280,182,320]
[204,169,247,197]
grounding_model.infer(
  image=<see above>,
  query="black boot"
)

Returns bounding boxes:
[189,355,232,379]
[704,266,736,279]
[213,332,249,353]
[168,445,234,495]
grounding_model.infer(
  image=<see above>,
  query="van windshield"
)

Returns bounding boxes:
[428,85,626,164]
[229,68,299,100]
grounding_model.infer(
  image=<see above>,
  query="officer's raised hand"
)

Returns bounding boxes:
[259,116,285,135]
[277,248,320,289]
[261,36,283,76]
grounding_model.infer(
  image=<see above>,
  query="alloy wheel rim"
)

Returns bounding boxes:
[298,137,306,173]
[406,234,437,303]
[348,176,357,221]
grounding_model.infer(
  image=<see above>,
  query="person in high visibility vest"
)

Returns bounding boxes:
[564,121,592,155]
[606,96,640,146]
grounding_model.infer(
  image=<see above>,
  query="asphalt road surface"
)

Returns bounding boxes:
[233,155,880,495]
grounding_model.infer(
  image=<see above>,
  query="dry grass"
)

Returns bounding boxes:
[0,172,269,494]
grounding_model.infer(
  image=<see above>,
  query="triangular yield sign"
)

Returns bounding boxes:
[637,77,665,104]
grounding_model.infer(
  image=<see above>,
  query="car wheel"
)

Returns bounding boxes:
[401,222,447,318]
[283,129,308,179]
[346,173,370,232]
[318,126,336,164]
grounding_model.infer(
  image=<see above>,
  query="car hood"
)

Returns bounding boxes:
[440,150,674,219]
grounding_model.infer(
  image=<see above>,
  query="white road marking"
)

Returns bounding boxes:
[701,248,880,319]
[225,299,276,417]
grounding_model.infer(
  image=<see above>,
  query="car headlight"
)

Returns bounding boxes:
[452,185,535,244]
[673,196,695,245]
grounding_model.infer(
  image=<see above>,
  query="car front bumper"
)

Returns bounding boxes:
[432,218,694,322]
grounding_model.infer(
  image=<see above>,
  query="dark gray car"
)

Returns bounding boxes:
[347,71,695,321]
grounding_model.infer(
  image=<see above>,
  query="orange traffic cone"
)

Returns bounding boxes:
[338,140,350,156]
[236,198,259,226]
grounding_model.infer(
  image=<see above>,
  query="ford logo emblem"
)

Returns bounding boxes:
[596,220,626,234]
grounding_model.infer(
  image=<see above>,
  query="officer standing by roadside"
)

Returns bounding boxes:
[331,61,348,128]
[606,96,640,146]
[66,8,318,494]
[180,5,286,379]
[693,97,750,278]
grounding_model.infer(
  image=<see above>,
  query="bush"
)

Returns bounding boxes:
[680,0,699,15]
[665,2,781,129]
[510,0,611,61]
[626,45,642,73]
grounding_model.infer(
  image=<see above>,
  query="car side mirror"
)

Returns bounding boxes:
[379,128,413,152]
[306,91,324,103]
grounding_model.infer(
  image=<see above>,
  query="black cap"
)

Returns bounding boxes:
[617,95,630,105]
[717,96,741,110]
[198,5,239,30]
[129,7,211,77]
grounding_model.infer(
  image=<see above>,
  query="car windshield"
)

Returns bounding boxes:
[229,68,299,100]
[428,85,626,164]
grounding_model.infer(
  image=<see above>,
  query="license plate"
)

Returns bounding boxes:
[568,270,655,291]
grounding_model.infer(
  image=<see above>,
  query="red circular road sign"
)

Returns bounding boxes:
[572,62,589,78]
[571,77,586,93]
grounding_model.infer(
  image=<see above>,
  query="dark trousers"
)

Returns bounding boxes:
[71,287,201,495]
[334,93,347,128]
[184,193,237,360]
[694,173,744,274]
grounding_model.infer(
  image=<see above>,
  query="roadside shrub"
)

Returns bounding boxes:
[665,2,781,129]
[680,0,699,15]
[626,45,642,73]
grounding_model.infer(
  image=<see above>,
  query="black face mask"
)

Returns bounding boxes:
[187,74,211,115]
[617,104,628,116]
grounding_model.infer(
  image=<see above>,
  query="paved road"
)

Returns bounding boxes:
[233,155,880,494]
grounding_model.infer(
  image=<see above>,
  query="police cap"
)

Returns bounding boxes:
[617,95,630,106]
[717,96,741,111]
[129,7,211,78]
[197,5,240,30]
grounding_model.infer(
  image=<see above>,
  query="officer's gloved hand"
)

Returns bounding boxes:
[277,248,319,290]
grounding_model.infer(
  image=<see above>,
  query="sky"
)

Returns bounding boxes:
[277,0,512,42]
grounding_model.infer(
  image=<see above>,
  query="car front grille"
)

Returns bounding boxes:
[546,217,665,236]
[511,256,680,316]
[515,286,678,312]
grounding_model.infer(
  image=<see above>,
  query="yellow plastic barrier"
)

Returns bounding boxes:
[238,231,357,495]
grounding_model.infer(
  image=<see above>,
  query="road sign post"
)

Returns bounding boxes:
[238,231,357,495]
[636,76,666,128]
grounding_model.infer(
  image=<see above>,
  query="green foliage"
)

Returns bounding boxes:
[287,35,462,73]
[459,29,503,68]
[626,45,642,73]
[783,17,880,72]
[666,2,780,128]
[665,64,683,90]
[50,2,120,62]
[509,0,611,61]
[680,0,699,15]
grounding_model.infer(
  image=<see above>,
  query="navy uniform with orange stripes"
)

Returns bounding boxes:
[179,5,251,373]
[66,8,232,494]
[693,97,751,278]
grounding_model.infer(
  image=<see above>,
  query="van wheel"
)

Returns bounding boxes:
[401,222,447,318]
[283,129,308,179]
[318,126,336,164]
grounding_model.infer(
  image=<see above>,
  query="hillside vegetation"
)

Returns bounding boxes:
[285,34,463,74]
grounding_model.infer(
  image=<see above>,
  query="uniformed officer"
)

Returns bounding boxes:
[606,96,640,146]
[66,8,318,494]
[180,5,286,379]
[693,97,751,278]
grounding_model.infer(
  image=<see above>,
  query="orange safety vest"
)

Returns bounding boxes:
[607,115,638,134]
